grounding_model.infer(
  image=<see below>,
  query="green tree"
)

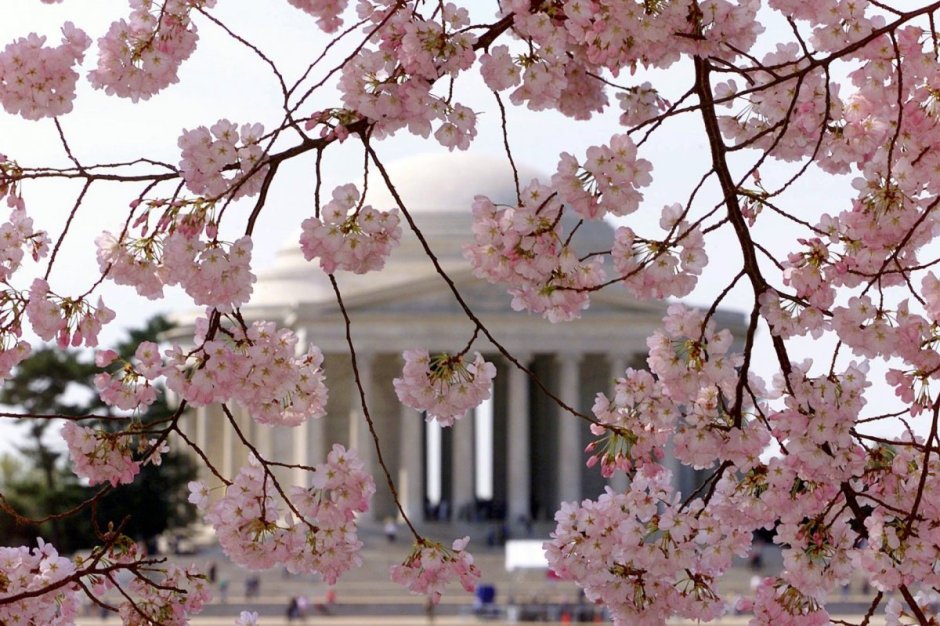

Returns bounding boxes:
[0,316,197,552]
[0,347,96,547]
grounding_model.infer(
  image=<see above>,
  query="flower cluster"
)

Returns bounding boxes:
[776,513,855,598]
[178,120,268,200]
[856,441,940,594]
[0,286,30,382]
[646,304,741,404]
[300,184,401,274]
[94,341,161,411]
[89,0,215,101]
[612,205,708,300]
[195,460,285,570]
[0,334,30,382]
[758,288,827,340]
[0,540,80,626]
[285,0,349,33]
[96,193,256,310]
[391,536,480,604]
[0,154,25,211]
[587,368,678,477]
[61,421,141,487]
[487,0,759,119]
[284,444,376,582]
[162,235,255,312]
[718,44,836,163]
[194,445,373,579]
[464,183,605,322]
[741,578,830,626]
[337,3,477,146]
[616,82,669,127]
[552,133,652,219]
[117,564,212,626]
[97,230,255,310]
[768,361,868,484]
[673,384,769,471]
[26,278,115,348]
[96,230,165,299]
[782,236,837,309]
[545,468,745,626]
[0,207,49,282]
[393,349,495,426]
[479,45,519,92]
[0,22,90,120]
[163,319,328,426]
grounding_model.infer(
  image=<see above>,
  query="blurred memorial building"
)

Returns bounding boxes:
[172,154,742,525]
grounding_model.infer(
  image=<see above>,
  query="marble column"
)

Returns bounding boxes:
[194,405,208,459]
[350,352,375,520]
[451,411,475,520]
[253,408,272,461]
[557,352,583,504]
[507,353,532,523]
[291,328,323,486]
[398,404,424,522]
[607,355,629,493]
[293,421,310,487]
[220,404,234,480]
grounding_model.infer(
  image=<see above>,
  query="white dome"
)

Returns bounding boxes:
[366,152,538,214]
[251,153,615,308]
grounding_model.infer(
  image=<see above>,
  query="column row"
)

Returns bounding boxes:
[186,350,638,523]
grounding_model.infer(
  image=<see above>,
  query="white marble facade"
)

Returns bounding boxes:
[172,155,742,524]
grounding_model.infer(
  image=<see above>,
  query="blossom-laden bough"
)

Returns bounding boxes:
[1,0,940,624]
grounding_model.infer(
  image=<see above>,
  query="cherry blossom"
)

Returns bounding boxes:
[178,120,268,200]
[393,349,496,426]
[0,208,49,282]
[4,0,940,622]
[89,0,216,102]
[161,318,328,426]
[612,205,707,300]
[116,563,211,626]
[0,540,79,626]
[0,22,90,120]
[552,133,652,219]
[94,341,161,411]
[194,446,373,579]
[61,421,142,487]
[300,183,401,274]
[285,0,349,33]
[464,183,605,322]
[587,368,678,477]
[26,278,115,348]
[544,467,745,626]
[390,536,480,604]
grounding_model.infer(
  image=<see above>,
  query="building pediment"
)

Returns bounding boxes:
[315,267,669,320]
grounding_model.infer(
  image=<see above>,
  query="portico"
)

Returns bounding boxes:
[174,154,737,525]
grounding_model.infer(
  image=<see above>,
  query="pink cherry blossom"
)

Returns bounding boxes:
[0,22,90,120]
[89,0,216,102]
[393,349,496,426]
[26,278,115,348]
[196,446,373,580]
[0,540,80,626]
[552,133,652,219]
[178,120,268,200]
[62,421,142,487]
[464,183,605,322]
[300,183,401,274]
[390,536,480,604]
